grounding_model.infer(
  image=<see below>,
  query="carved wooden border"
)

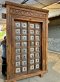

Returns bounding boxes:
[5,1,48,82]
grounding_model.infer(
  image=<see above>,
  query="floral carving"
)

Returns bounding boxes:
[10,8,46,18]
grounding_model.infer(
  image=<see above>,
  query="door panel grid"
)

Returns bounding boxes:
[14,21,42,74]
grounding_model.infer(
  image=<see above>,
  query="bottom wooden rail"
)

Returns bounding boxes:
[4,71,47,82]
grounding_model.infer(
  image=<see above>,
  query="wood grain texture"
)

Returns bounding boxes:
[5,1,48,82]
[5,1,49,13]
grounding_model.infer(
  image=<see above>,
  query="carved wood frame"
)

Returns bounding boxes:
[5,1,48,82]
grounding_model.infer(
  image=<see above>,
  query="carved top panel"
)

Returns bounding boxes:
[9,8,47,19]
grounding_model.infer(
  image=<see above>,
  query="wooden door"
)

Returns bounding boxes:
[11,21,42,75]
[5,1,48,81]
[14,21,42,74]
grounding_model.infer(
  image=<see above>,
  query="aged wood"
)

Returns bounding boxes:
[5,1,48,82]
[5,1,48,13]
